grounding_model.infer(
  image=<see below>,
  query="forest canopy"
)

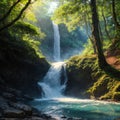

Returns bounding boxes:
[0,0,120,69]
[0,0,46,58]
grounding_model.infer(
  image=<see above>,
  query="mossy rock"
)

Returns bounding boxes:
[66,54,120,101]
[0,32,50,97]
[113,83,120,92]
[66,55,97,97]
[100,93,112,100]
[112,92,120,101]
[89,75,110,97]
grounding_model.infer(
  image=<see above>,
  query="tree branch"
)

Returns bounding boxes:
[0,0,21,22]
[0,0,31,32]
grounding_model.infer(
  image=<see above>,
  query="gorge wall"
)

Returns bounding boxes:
[66,55,120,101]
[0,32,50,97]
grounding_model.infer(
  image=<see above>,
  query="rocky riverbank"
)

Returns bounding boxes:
[0,34,54,119]
[0,85,56,120]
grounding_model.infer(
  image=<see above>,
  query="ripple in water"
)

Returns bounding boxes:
[30,97,120,120]
[32,62,120,120]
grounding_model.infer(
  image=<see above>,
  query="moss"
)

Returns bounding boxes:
[88,68,120,100]
[100,93,112,100]
[112,92,120,101]
[66,54,120,101]
[88,75,110,97]
[113,83,120,92]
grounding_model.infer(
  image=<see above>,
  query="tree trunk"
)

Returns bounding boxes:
[112,0,120,29]
[102,9,111,41]
[90,0,108,68]
[0,0,31,32]
[84,2,97,54]
[109,0,120,56]
[0,0,21,22]
[84,14,97,54]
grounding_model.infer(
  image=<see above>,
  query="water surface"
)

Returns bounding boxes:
[30,97,120,120]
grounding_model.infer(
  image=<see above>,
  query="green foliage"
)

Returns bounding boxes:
[0,0,47,69]
[0,0,30,27]
[33,2,88,60]
[59,24,87,49]
[0,31,43,63]
[35,17,54,59]
[52,0,120,59]
[13,22,40,35]
[103,40,112,51]
[82,39,94,55]
[22,35,44,58]
[52,1,90,31]
[7,20,46,59]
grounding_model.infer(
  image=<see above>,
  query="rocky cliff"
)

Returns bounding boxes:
[0,32,50,97]
[66,55,120,101]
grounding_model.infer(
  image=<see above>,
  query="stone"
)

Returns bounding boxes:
[5,87,22,96]
[3,108,25,118]
[0,76,5,84]
[67,117,83,120]
[2,92,16,102]
[9,102,32,116]
[0,112,2,117]
[23,94,33,101]
[61,115,67,119]
[0,96,9,110]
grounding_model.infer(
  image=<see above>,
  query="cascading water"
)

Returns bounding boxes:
[31,13,120,119]
[32,63,120,120]
[38,62,67,98]
[52,21,60,61]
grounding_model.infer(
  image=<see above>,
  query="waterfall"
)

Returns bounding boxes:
[38,62,67,98]
[52,21,60,61]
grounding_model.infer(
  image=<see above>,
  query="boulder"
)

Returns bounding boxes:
[66,56,95,98]
[2,92,16,102]
[9,102,32,116]
[0,112,2,117]
[3,108,25,118]
[0,96,9,110]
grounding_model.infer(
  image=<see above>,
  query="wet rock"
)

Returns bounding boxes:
[29,117,45,120]
[3,108,25,118]
[23,94,33,101]
[0,118,19,120]
[0,76,5,85]
[0,97,9,110]
[5,87,22,96]
[67,118,73,120]
[5,87,33,101]
[0,112,2,117]
[40,113,52,119]
[67,117,83,120]
[2,92,16,102]
[61,115,67,119]
[9,102,32,116]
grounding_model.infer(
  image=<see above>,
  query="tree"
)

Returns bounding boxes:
[0,0,32,32]
[111,0,120,50]
[53,0,108,67]
[90,0,108,68]
[112,0,120,31]
[0,0,46,58]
